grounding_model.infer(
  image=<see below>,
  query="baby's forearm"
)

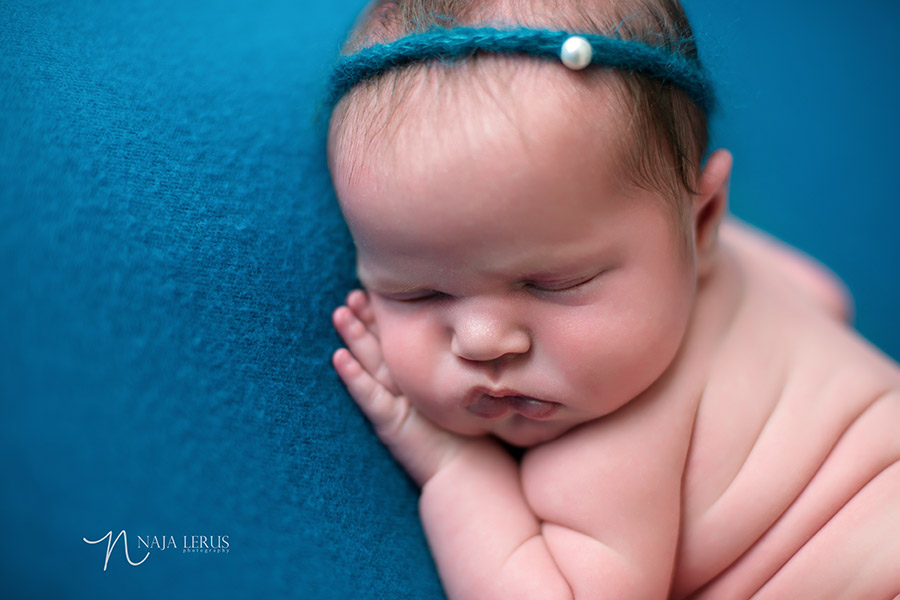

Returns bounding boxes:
[420,436,669,600]
[420,438,574,600]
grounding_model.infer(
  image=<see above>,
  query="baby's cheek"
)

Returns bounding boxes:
[550,302,686,405]
[377,318,441,396]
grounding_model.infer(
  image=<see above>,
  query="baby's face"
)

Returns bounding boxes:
[332,75,699,447]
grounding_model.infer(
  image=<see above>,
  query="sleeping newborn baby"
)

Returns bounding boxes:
[327,0,900,597]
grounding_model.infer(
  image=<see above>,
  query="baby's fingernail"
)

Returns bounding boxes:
[333,306,350,325]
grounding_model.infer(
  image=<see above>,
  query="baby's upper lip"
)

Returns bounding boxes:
[464,386,528,405]
[477,387,526,399]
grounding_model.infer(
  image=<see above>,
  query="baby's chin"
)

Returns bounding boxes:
[432,411,581,449]
[489,418,577,448]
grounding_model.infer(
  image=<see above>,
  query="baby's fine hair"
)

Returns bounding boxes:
[329,0,712,210]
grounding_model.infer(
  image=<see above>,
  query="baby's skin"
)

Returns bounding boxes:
[329,68,900,599]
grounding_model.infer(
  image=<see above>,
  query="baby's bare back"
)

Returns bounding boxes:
[674,243,900,598]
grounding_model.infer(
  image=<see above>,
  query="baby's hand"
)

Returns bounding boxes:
[332,290,475,486]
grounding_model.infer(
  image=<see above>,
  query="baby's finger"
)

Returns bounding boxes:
[332,305,397,393]
[332,348,410,438]
[346,289,378,337]
[333,348,462,486]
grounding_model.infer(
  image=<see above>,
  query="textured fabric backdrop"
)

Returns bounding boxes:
[1,1,897,598]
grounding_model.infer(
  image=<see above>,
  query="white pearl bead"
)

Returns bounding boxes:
[560,35,593,70]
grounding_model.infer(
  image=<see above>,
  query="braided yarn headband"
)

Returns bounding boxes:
[327,26,716,115]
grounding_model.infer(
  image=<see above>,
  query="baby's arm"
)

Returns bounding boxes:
[333,292,682,599]
[333,292,571,598]
[517,386,691,599]
[720,218,852,322]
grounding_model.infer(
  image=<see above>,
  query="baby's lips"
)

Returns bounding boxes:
[465,390,561,420]
[465,395,510,419]
[508,396,560,419]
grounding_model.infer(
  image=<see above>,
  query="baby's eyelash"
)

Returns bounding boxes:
[524,273,601,293]
[382,290,444,303]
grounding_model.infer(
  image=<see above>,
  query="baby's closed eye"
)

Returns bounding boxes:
[378,289,449,303]
[521,270,606,296]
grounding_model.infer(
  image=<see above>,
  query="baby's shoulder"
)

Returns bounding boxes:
[710,236,899,405]
[673,246,900,596]
[687,274,900,502]
[686,240,900,504]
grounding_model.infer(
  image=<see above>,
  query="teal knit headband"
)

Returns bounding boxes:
[327,26,716,115]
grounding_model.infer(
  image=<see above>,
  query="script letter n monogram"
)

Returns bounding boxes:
[83,530,150,571]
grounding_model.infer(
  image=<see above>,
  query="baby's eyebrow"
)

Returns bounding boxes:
[521,271,568,282]
[355,264,418,292]
[518,267,587,282]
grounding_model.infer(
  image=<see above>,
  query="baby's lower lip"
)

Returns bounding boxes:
[509,396,560,419]
[466,394,560,420]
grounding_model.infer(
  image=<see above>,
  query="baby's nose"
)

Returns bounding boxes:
[449,304,531,363]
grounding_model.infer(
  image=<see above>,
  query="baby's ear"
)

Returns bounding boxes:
[692,149,733,277]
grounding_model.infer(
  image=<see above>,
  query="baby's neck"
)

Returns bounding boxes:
[636,246,746,412]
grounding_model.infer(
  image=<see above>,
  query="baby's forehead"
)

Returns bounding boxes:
[328,58,631,183]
